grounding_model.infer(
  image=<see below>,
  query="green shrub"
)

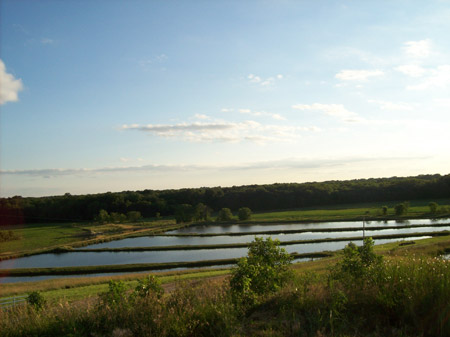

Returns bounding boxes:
[99,280,127,306]
[237,207,252,221]
[134,275,164,298]
[217,208,233,221]
[27,291,46,311]
[230,237,293,307]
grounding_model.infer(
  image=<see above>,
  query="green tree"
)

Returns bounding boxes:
[394,203,407,216]
[230,237,293,306]
[217,208,233,221]
[193,203,211,221]
[238,207,252,221]
[429,202,438,214]
[175,204,194,223]
[27,291,46,311]
[96,209,110,223]
[126,211,142,222]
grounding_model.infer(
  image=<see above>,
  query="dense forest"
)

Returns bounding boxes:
[1,174,449,225]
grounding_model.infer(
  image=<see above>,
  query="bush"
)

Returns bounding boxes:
[428,202,438,214]
[27,291,46,311]
[237,207,252,221]
[217,208,233,221]
[230,237,293,307]
[134,275,164,299]
[100,280,127,306]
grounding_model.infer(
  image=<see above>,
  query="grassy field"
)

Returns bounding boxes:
[0,219,179,260]
[250,198,450,222]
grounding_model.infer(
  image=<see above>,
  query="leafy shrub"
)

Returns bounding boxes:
[230,237,293,307]
[237,207,252,221]
[27,291,46,311]
[217,208,233,221]
[134,275,164,298]
[100,280,127,306]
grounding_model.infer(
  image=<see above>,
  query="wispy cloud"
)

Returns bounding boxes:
[122,120,318,143]
[292,103,360,122]
[406,65,450,90]
[0,60,24,105]
[247,73,283,86]
[395,64,426,77]
[368,100,413,111]
[403,39,432,59]
[1,155,426,178]
[40,38,54,45]
[238,108,285,120]
[335,69,384,81]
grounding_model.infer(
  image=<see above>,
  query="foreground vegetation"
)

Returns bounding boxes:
[1,236,450,337]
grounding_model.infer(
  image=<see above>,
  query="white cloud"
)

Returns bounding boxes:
[0,155,424,178]
[0,60,24,105]
[193,113,210,120]
[122,119,316,143]
[247,73,283,86]
[292,103,359,122]
[406,65,450,90]
[238,108,286,120]
[395,64,427,77]
[335,69,384,81]
[368,100,413,111]
[403,39,432,59]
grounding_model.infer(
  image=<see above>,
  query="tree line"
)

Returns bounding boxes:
[1,173,449,225]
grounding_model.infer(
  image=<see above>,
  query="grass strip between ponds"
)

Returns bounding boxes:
[162,222,450,237]
[0,252,332,277]
[69,230,450,252]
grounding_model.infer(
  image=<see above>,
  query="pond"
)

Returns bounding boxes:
[79,225,450,249]
[166,218,449,234]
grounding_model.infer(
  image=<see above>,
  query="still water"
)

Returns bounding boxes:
[167,219,448,234]
[79,225,450,249]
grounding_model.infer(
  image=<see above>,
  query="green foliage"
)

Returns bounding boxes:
[237,207,252,221]
[217,208,233,221]
[126,211,142,222]
[0,229,20,242]
[394,202,408,215]
[99,280,127,306]
[428,201,438,213]
[96,209,110,223]
[175,204,194,223]
[193,203,211,221]
[134,275,164,298]
[230,237,293,306]
[333,237,383,282]
[27,291,46,311]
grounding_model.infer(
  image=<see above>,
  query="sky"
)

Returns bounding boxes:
[1,0,450,197]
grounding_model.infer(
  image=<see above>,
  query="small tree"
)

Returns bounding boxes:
[230,237,293,306]
[394,203,407,216]
[217,208,233,221]
[175,204,194,223]
[238,207,252,221]
[127,211,142,222]
[429,202,438,214]
[27,291,46,311]
[134,275,164,299]
[96,209,110,223]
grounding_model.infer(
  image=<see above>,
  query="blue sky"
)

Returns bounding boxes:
[1,0,450,197]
